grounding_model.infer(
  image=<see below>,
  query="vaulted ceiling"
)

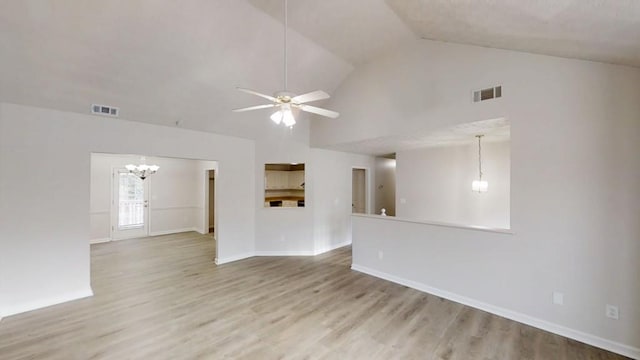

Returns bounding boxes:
[0,1,354,139]
[1,0,639,141]
[386,0,640,68]
[247,0,415,65]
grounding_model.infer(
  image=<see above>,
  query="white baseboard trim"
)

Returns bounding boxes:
[217,243,351,264]
[254,241,352,257]
[314,241,351,255]
[215,252,255,265]
[89,237,111,244]
[254,250,316,256]
[351,264,639,360]
[0,287,94,318]
[148,227,198,237]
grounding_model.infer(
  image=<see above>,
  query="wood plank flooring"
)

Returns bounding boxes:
[0,232,629,359]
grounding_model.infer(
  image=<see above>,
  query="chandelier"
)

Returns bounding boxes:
[125,159,159,180]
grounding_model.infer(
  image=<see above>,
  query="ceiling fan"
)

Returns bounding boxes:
[232,0,339,127]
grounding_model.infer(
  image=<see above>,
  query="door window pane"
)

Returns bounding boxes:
[118,173,144,229]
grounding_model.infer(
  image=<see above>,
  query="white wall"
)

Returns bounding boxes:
[374,157,396,216]
[89,155,112,242]
[254,119,316,255]
[90,154,215,242]
[0,101,373,317]
[148,157,200,235]
[0,103,255,317]
[252,116,376,256]
[327,40,640,357]
[396,141,510,228]
[312,149,375,254]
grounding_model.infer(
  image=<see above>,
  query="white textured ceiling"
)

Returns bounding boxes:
[327,118,510,155]
[249,0,640,68]
[1,0,639,144]
[0,0,353,139]
[386,0,640,67]
[247,0,415,65]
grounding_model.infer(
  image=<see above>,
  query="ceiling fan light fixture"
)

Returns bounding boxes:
[282,108,296,127]
[232,0,339,125]
[270,109,283,124]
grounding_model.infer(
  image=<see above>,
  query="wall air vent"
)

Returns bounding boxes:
[473,86,502,103]
[91,104,119,117]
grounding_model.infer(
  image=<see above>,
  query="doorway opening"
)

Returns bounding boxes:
[374,154,396,216]
[352,168,368,214]
[90,153,220,298]
[205,169,216,237]
[90,153,219,246]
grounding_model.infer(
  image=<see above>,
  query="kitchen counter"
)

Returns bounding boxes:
[265,196,304,201]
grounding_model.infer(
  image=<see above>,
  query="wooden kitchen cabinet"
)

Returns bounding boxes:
[264,164,305,208]
[288,170,305,190]
[267,170,304,190]
[265,170,289,189]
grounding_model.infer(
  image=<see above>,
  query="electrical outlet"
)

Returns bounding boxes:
[378,250,384,260]
[400,198,407,204]
[606,304,619,320]
[552,292,564,305]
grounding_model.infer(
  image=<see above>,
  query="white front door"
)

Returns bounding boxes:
[112,169,149,240]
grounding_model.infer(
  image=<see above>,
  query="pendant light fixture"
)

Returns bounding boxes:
[471,135,488,192]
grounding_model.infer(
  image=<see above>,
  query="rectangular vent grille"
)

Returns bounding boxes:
[91,104,119,117]
[473,86,502,103]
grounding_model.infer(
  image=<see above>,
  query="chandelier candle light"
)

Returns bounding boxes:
[125,161,159,180]
[472,135,488,193]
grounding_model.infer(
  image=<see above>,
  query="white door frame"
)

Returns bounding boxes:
[203,168,217,237]
[351,166,371,215]
[203,167,218,265]
[111,168,150,240]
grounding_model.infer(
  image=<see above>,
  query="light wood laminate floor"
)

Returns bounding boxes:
[0,232,629,359]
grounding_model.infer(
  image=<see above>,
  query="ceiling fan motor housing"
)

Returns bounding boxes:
[275,91,296,103]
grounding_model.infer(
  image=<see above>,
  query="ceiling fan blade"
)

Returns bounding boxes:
[291,90,330,104]
[237,88,277,102]
[297,104,340,119]
[232,104,276,112]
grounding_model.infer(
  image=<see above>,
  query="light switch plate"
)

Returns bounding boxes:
[606,304,619,320]
[552,292,564,305]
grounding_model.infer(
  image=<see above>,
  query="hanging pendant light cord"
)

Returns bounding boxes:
[283,0,288,91]
[477,135,483,181]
